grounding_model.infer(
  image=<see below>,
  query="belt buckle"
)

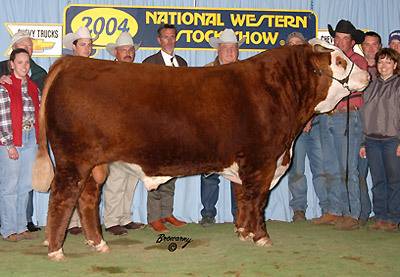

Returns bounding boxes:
[22,122,32,131]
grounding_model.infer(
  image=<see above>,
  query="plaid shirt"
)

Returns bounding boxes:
[0,80,39,146]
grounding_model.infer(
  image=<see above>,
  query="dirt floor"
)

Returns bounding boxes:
[0,221,399,276]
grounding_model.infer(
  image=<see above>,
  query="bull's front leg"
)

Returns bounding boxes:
[78,176,109,254]
[47,169,82,261]
[235,148,292,246]
[233,178,272,247]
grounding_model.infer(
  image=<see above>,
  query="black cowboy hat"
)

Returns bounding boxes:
[328,19,365,44]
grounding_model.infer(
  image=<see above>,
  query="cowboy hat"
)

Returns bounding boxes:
[11,30,31,46]
[209,28,245,49]
[328,19,365,44]
[105,32,141,56]
[63,26,98,50]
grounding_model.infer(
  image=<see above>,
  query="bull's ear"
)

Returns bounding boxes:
[308,38,336,53]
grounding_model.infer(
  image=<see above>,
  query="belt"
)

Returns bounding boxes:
[328,105,360,115]
[22,121,33,131]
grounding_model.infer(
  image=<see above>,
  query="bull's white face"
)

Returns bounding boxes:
[310,39,370,113]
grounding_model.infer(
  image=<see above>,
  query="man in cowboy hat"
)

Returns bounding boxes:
[142,24,187,233]
[62,26,98,235]
[0,30,47,90]
[314,19,368,230]
[102,32,144,235]
[206,28,245,66]
[105,32,140,63]
[199,28,244,227]
[63,26,97,57]
[0,30,47,233]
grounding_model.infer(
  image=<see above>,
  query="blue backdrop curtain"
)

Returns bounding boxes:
[1,0,397,225]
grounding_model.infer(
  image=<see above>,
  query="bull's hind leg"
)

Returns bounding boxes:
[47,167,83,261]
[231,182,244,232]
[77,176,109,253]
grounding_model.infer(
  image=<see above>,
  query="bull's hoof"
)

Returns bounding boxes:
[255,237,273,247]
[48,248,65,261]
[236,227,254,242]
[42,239,49,246]
[96,241,110,253]
[236,227,245,233]
[86,239,110,253]
[239,232,254,241]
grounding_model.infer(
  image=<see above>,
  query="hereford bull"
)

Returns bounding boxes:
[32,39,369,260]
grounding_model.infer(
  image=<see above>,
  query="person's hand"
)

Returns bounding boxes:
[396,145,400,157]
[7,146,19,160]
[303,120,312,133]
[0,75,12,85]
[359,147,367,159]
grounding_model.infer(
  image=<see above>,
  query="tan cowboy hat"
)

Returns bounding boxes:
[11,30,31,46]
[63,26,98,50]
[105,32,141,56]
[209,28,245,49]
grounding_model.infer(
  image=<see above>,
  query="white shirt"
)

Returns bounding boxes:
[160,50,179,67]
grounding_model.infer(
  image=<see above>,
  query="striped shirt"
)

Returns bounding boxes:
[0,80,39,146]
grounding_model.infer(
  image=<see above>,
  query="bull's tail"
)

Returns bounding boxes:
[32,60,64,192]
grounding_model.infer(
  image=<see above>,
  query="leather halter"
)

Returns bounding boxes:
[314,61,355,91]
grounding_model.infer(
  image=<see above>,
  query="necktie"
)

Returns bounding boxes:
[170,56,175,67]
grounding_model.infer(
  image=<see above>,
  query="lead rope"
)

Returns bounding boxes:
[344,96,351,213]
[343,54,357,215]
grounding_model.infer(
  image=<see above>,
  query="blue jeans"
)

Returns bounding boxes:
[358,157,371,220]
[288,117,328,214]
[200,174,236,220]
[319,112,361,218]
[0,129,37,238]
[366,138,400,224]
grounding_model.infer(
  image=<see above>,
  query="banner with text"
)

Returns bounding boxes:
[4,23,62,57]
[64,4,317,51]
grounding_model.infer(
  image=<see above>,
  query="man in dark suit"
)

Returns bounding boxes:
[142,24,187,232]
[0,31,47,233]
[143,24,187,66]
